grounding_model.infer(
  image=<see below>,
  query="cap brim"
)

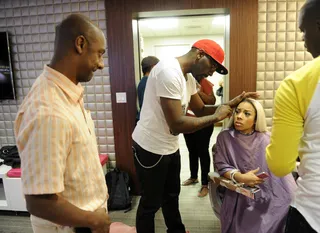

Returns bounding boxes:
[216,64,228,75]
[211,57,228,75]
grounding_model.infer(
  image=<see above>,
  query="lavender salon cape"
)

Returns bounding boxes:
[214,129,297,233]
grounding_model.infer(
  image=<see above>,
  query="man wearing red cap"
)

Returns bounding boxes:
[132,39,257,233]
[182,40,229,198]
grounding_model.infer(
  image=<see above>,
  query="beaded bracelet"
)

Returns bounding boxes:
[230,169,239,184]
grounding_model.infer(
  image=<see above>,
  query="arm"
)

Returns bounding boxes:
[160,97,231,134]
[26,194,110,229]
[226,169,263,187]
[189,91,259,117]
[188,92,219,117]
[157,69,232,134]
[214,133,263,186]
[227,91,260,108]
[266,79,304,177]
[197,78,216,105]
[198,90,216,105]
[137,78,146,110]
[214,133,237,176]
[189,79,216,116]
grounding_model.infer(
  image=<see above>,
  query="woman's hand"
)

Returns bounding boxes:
[236,168,264,187]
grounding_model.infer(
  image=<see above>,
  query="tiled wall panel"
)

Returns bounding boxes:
[257,0,313,127]
[0,0,115,161]
[1,0,313,161]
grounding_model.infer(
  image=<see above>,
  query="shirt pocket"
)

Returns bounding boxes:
[71,122,90,145]
[85,109,96,136]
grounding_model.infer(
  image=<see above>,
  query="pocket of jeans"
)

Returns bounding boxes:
[132,145,144,166]
[132,145,139,160]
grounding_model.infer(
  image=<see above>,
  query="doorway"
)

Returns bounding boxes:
[134,13,230,191]
[134,12,230,104]
[105,0,258,196]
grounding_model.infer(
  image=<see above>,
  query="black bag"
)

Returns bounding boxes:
[74,227,91,233]
[74,228,91,233]
[0,145,20,168]
[106,168,132,212]
[216,86,223,97]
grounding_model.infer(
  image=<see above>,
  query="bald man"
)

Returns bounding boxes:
[266,1,320,232]
[14,14,110,233]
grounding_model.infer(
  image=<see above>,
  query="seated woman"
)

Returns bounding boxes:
[214,98,297,233]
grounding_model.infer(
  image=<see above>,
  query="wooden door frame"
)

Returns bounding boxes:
[105,0,258,194]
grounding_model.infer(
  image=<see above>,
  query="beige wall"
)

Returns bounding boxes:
[257,0,313,127]
[0,0,314,162]
[0,0,116,162]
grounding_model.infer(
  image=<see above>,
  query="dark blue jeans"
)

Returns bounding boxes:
[285,207,316,233]
[133,141,185,233]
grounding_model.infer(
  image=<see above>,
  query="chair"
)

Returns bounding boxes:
[208,143,225,220]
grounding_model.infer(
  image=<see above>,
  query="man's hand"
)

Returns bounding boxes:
[228,91,260,108]
[91,208,111,233]
[214,104,233,121]
[236,168,264,187]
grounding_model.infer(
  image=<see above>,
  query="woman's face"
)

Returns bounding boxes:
[233,101,256,134]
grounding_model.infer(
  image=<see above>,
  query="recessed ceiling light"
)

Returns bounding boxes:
[212,16,225,25]
[140,18,179,30]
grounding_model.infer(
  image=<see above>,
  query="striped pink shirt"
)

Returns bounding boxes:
[14,65,108,211]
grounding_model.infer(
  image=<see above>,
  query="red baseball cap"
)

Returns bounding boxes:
[192,39,228,75]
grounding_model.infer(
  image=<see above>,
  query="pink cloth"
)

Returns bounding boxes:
[7,168,21,178]
[110,222,136,233]
[99,154,108,166]
[7,154,108,178]
[30,215,136,233]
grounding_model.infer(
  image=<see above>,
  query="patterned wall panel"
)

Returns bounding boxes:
[0,0,115,161]
[257,0,313,127]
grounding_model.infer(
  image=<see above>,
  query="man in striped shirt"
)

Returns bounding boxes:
[14,14,110,233]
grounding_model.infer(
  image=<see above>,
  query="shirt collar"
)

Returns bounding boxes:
[43,65,84,104]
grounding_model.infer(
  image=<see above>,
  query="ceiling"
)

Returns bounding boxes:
[138,15,226,38]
